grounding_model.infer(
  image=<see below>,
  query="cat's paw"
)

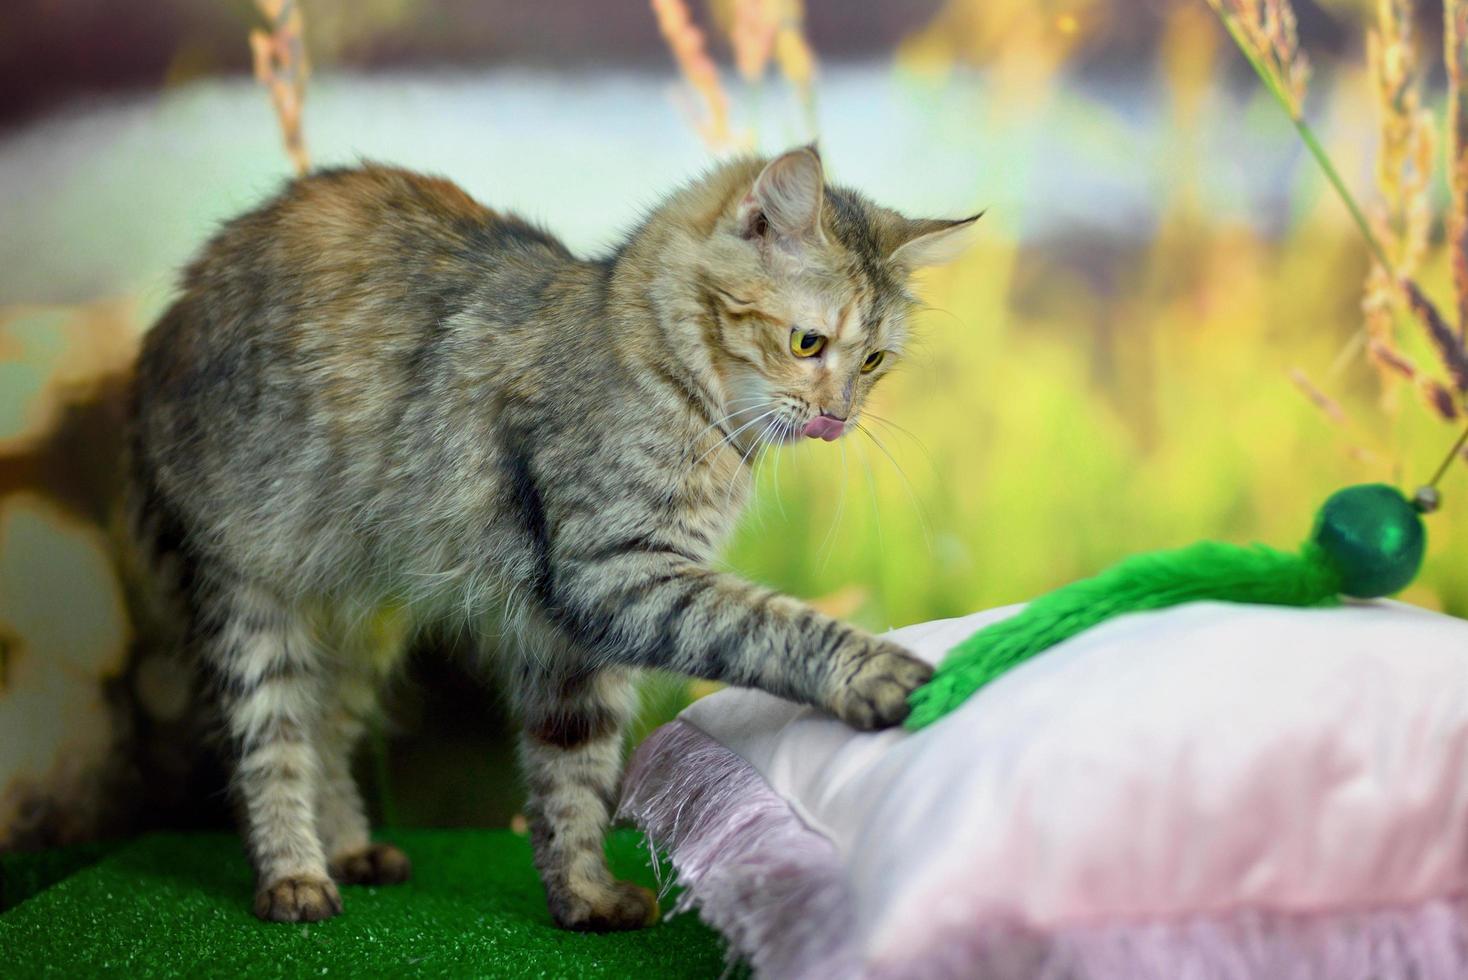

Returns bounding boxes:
[828,640,934,731]
[329,843,412,886]
[550,879,661,932]
[253,873,344,922]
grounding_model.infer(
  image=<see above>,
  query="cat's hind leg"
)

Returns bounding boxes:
[316,610,412,886]
[198,576,340,922]
[510,647,658,931]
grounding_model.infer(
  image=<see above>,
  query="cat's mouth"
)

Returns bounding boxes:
[801,414,847,442]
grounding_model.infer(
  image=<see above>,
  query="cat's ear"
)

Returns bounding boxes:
[889,212,984,269]
[738,145,827,246]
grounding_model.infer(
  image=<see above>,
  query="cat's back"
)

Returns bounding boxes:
[135,163,576,441]
[131,165,579,562]
[226,163,573,290]
[143,163,571,373]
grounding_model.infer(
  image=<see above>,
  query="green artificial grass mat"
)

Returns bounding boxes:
[1,840,118,911]
[0,829,733,978]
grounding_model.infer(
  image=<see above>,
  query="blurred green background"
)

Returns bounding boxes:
[1,0,1464,845]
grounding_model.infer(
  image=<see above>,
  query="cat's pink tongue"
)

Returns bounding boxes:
[802,416,846,442]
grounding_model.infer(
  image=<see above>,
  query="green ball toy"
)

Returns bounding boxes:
[1309,484,1426,599]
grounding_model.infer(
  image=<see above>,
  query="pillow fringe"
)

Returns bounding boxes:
[621,719,1468,980]
[619,719,860,978]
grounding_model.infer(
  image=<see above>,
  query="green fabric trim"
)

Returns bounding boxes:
[906,541,1343,729]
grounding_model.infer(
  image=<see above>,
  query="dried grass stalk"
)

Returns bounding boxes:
[651,0,734,149]
[1290,368,1378,462]
[723,0,817,138]
[731,0,779,83]
[1363,0,1435,401]
[1446,0,1468,340]
[1421,378,1462,421]
[773,0,817,99]
[1369,0,1433,277]
[1288,368,1347,424]
[1206,0,1310,119]
[1367,336,1418,381]
[1401,278,1468,393]
[249,0,310,176]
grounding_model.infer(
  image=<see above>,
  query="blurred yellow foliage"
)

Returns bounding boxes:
[714,0,1468,628]
[898,0,1104,111]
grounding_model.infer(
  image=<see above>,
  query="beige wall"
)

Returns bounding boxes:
[0,301,154,848]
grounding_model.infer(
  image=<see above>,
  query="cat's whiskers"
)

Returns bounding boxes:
[769,416,790,522]
[857,436,885,558]
[911,301,970,333]
[854,421,933,552]
[686,405,780,472]
[753,413,797,531]
[728,414,783,511]
[861,410,938,474]
[685,395,767,450]
[817,435,851,572]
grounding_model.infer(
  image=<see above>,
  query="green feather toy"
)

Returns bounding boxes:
[905,482,1434,730]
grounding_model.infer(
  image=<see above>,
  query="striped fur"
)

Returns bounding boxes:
[125,147,976,928]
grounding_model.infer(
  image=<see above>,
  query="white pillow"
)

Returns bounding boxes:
[620,600,1468,979]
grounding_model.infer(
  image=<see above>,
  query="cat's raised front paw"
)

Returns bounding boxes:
[829,641,933,731]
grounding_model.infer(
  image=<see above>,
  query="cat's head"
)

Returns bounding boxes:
[665,146,979,447]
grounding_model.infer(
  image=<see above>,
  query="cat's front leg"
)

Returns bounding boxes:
[546,547,933,728]
[696,587,935,730]
[507,649,659,931]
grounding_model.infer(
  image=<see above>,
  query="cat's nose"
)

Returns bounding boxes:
[802,413,846,441]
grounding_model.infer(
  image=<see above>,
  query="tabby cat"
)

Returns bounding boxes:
[126,146,977,929]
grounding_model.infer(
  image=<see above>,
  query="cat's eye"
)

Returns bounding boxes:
[790,329,826,358]
[861,350,886,373]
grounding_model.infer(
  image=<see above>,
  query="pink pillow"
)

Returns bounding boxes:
[620,601,1468,979]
